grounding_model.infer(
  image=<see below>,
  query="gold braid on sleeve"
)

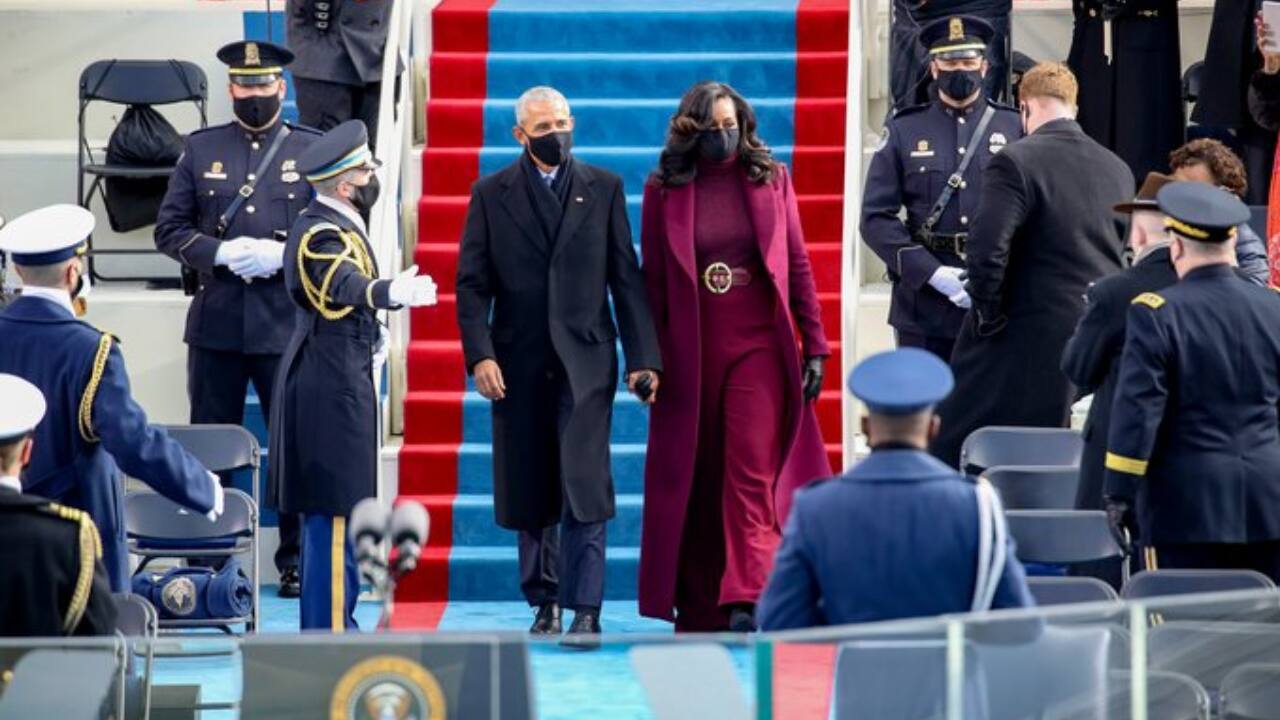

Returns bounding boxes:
[78,334,112,443]
[297,223,375,321]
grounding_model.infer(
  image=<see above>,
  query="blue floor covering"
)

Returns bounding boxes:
[151,588,757,718]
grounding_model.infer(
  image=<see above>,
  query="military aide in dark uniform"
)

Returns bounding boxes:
[271,121,438,631]
[0,205,221,592]
[287,0,392,141]
[154,41,319,597]
[0,374,116,637]
[1105,182,1280,582]
[758,348,1033,630]
[861,15,1022,359]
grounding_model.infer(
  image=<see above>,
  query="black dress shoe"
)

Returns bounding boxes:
[530,602,562,635]
[561,608,602,649]
[278,567,301,598]
[728,605,757,633]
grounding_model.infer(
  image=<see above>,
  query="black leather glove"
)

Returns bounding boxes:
[975,307,1009,338]
[802,356,825,403]
[1104,496,1135,556]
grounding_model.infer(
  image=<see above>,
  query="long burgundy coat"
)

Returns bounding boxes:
[637,163,832,622]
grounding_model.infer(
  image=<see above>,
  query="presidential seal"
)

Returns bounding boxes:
[330,656,446,720]
[161,576,198,617]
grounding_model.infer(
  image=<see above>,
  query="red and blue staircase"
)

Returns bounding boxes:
[394,0,850,628]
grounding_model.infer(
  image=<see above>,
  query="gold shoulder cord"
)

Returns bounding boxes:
[49,504,101,634]
[78,334,112,443]
[297,223,375,321]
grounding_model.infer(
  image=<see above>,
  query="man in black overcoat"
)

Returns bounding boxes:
[455,86,661,640]
[931,63,1134,468]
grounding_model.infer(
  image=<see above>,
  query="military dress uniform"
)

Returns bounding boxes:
[0,374,116,637]
[154,41,319,586]
[1105,182,1280,581]
[286,0,392,142]
[271,121,436,630]
[758,348,1034,630]
[861,15,1022,359]
[0,206,220,591]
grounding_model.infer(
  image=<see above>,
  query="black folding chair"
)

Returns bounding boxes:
[113,593,157,720]
[1220,663,1280,720]
[983,465,1079,510]
[77,59,207,282]
[1005,510,1129,584]
[1107,670,1211,720]
[1028,576,1120,607]
[158,424,261,505]
[0,649,121,719]
[1183,61,1206,106]
[125,488,258,634]
[960,427,1082,476]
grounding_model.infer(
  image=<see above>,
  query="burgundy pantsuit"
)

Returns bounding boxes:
[638,162,831,630]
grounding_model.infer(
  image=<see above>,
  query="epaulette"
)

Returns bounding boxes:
[78,332,115,443]
[39,502,102,634]
[891,102,931,119]
[1131,292,1165,309]
[284,120,323,136]
[186,122,230,139]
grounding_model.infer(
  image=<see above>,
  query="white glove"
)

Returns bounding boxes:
[929,265,971,309]
[205,471,224,522]
[372,324,390,376]
[387,264,438,308]
[214,237,255,268]
[228,239,285,279]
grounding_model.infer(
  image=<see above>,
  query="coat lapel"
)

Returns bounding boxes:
[551,162,594,263]
[744,176,778,263]
[663,182,697,280]
[497,162,549,256]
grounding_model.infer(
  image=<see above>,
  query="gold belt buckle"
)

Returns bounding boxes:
[703,262,733,294]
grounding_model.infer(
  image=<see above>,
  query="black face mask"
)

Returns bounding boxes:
[525,130,573,167]
[699,128,740,162]
[233,94,281,129]
[350,174,381,215]
[937,69,983,102]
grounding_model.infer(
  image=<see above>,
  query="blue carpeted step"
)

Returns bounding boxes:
[482,52,796,100]
[462,391,650,444]
[448,546,639,601]
[457,442,647,495]
[452,493,643,547]
[488,0,796,54]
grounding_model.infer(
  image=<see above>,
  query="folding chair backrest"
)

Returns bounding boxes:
[1108,670,1210,720]
[1005,510,1122,565]
[629,644,750,720]
[112,593,158,638]
[830,639,987,720]
[973,624,1110,720]
[79,60,207,106]
[984,465,1080,510]
[1148,622,1280,695]
[125,488,254,542]
[1183,61,1206,105]
[960,427,1082,475]
[1028,576,1120,606]
[159,424,259,473]
[1220,663,1280,720]
[0,649,118,719]
[1123,570,1276,600]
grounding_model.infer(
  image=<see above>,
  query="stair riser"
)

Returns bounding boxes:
[405,553,641,601]
[449,496,644,547]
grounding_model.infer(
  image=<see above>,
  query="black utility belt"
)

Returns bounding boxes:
[916,232,967,256]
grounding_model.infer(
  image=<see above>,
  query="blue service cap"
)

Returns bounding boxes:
[0,374,47,443]
[0,204,94,266]
[1156,181,1251,244]
[298,120,381,183]
[216,40,293,86]
[848,348,955,416]
[919,15,995,60]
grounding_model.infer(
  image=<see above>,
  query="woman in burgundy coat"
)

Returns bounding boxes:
[638,81,833,632]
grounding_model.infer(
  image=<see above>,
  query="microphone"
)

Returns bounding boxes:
[388,501,429,577]
[349,498,391,580]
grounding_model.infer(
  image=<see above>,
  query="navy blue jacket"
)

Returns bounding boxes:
[860,98,1022,339]
[0,296,217,590]
[758,448,1034,630]
[1105,263,1280,544]
[154,120,320,354]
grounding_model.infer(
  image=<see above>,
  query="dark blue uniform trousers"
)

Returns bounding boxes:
[300,514,359,631]
[516,368,607,611]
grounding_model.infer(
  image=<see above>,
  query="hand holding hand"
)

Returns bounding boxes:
[627,370,660,404]
[388,265,438,308]
[474,358,506,401]
[929,266,970,308]
[802,356,825,403]
[214,237,255,269]
[227,239,285,279]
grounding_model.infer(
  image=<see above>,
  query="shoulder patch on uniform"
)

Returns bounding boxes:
[187,122,231,138]
[1132,292,1165,309]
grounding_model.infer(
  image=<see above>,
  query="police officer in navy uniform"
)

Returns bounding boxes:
[155,40,319,597]
[1105,182,1280,582]
[286,0,392,142]
[0,374,116,637]
[757,348,1034,630]
[271,121,438,630]
[861,15,1023,359]
[0,205,222,592]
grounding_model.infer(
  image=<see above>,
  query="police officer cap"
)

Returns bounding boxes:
[0,204,94,267]
[216,40,294,86]
[1157,181,1251,244]
[919,15,994,60]
[298,120,382,183]
[849,348,955,416]
[0,374,46,444]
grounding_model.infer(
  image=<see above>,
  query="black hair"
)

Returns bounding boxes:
[653,81,776,187]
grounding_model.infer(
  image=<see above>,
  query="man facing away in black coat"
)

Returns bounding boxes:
[931,63,1134,468]
[455,86,661,641]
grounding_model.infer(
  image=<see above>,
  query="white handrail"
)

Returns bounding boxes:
[840,0,869,468]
